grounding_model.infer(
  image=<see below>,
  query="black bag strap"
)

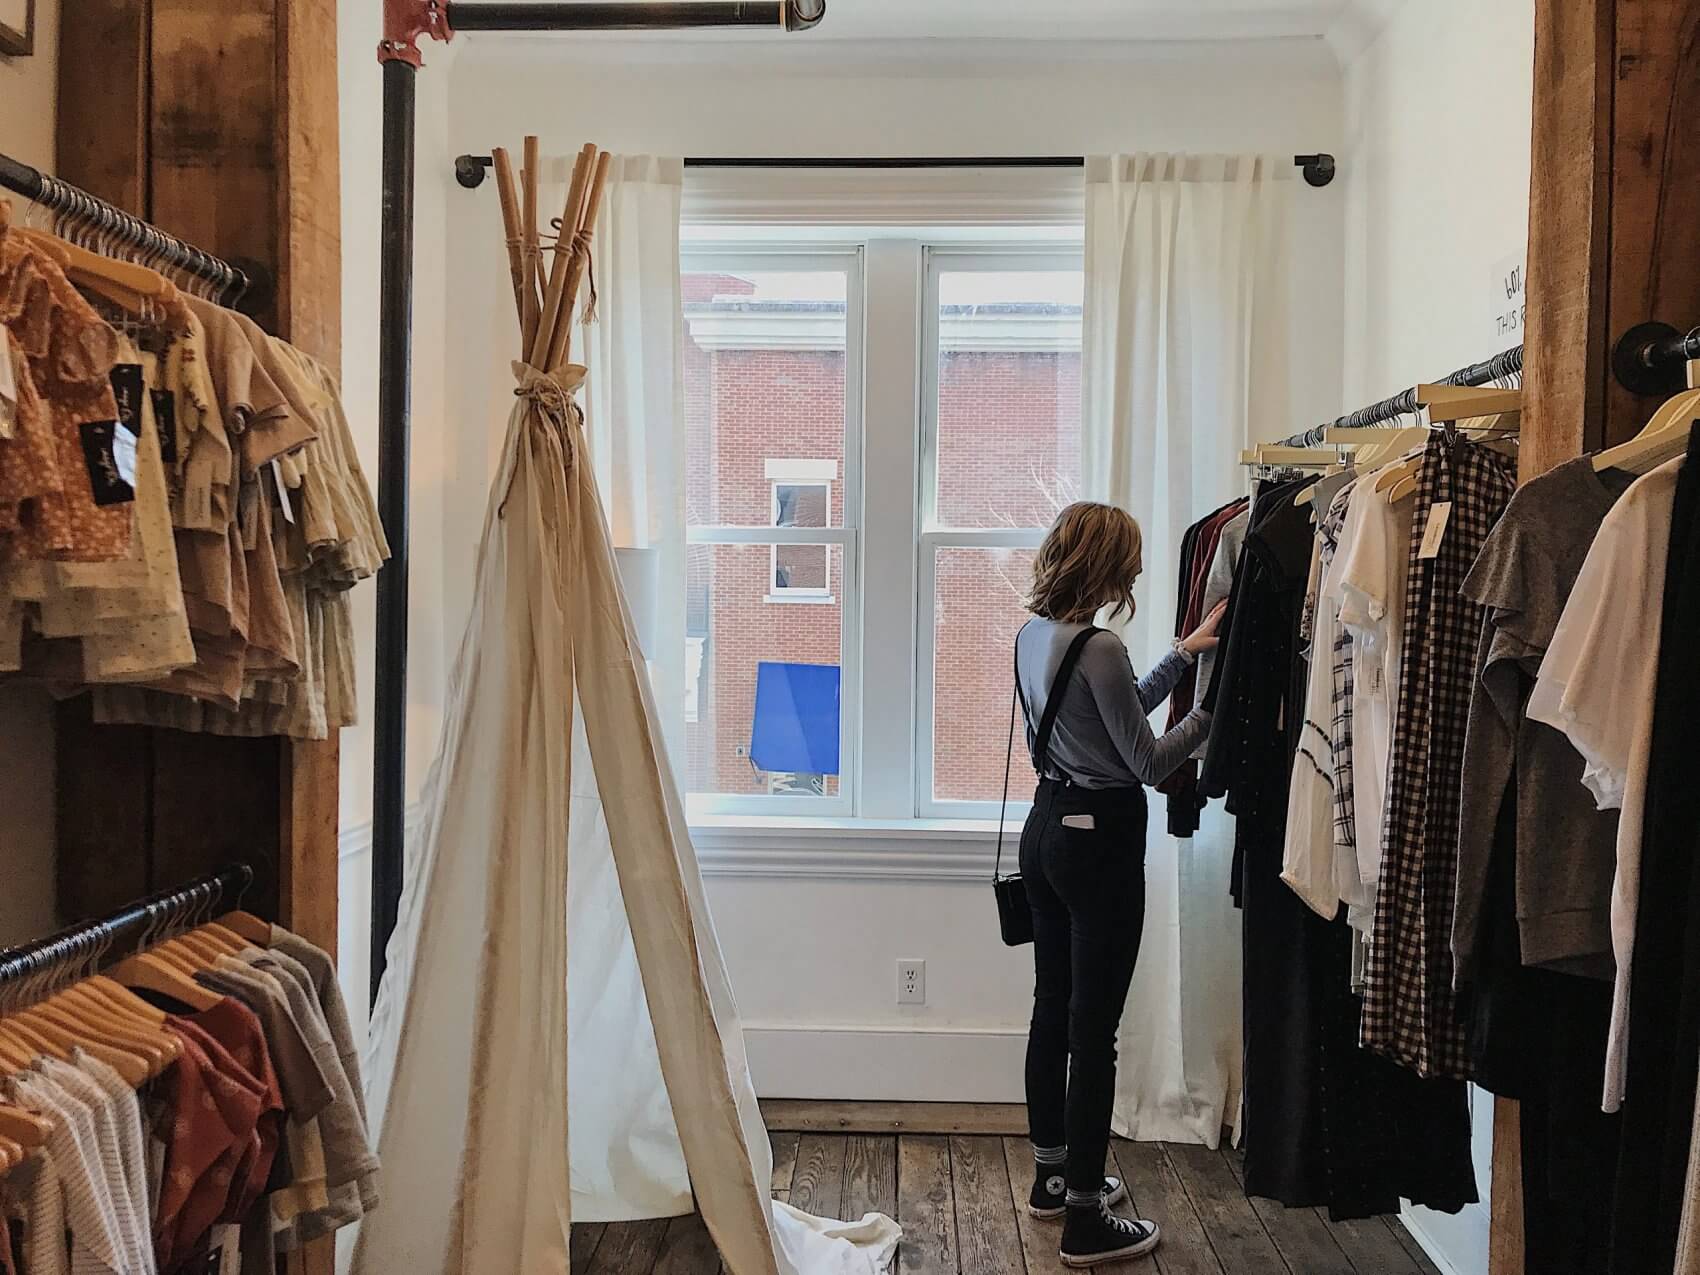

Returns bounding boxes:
[996,624,1100,882]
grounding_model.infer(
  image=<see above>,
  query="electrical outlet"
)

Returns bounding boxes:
[897,959,926,1005]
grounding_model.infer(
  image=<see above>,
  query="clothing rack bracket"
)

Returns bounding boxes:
[1613,321,1700,397]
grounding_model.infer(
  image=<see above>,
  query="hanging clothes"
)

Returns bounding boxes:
[1361,433,1515,1080]
[1449,456,1633,1275]
[1597,429,1700,1275]
[1158,496,1248,836]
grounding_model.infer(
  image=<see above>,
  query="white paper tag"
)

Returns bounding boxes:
[0,328,16,406]
[272,459,297,524]
[111,422,138,488]
[1417,501,1453,560]
[1060,814,1096,830]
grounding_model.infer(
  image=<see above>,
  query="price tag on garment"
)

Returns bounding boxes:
[78,421,136,504]
[151,389,178,467]
[109,363,144,439]
[272,459,297,524]
[1417,501,1453,561]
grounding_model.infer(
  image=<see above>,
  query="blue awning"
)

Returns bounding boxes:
[750,661,841,776]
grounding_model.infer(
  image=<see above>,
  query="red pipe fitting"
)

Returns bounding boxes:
[379,0,454,67]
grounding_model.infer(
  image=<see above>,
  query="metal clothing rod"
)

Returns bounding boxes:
[0,151,257,305]
[1275,346,1526,448]
[454,152,1339,187]
[447,1,821,31]
[0,864,254,1005]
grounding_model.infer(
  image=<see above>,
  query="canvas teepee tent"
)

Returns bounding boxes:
[351,139,899,1275]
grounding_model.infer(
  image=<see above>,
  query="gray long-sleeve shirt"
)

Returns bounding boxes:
[1016,619,1213,789]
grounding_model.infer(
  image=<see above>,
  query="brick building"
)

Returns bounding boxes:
[684,271,1081,805]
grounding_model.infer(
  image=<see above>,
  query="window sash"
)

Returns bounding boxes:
[682,248,864,818]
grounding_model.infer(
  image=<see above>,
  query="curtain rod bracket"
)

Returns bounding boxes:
[455,154,492,189]
[1294,153,1336,187]
[380,0,454,67]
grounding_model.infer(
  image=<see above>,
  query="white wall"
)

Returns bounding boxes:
[416,35,1345,1100]
[1339,3,1534,1272]
[0,0,60,948]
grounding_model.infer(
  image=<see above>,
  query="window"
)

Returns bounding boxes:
[681,235,1082,821]
[767,460,835,601]
[681,255,861,814]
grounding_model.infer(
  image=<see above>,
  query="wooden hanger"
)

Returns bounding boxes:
[0,1104,51,1150]
[10,1009,149,1087]
[0,1025,38,1074]
[1416,383,1522,424]
[216,911,274,947]
[29,991,171,1075]
[10,225,174,312]
[1594,361,1700,474]
[0,1134,23,1173]
[108,950,222,1012]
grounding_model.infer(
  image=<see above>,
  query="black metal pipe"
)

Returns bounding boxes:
[0,865,254,999]
[447,2,790,31]
[372,57,416,1006]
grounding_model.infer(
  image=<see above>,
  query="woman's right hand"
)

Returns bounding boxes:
[1181,600,1228,656]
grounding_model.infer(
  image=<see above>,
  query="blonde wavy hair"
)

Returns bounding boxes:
[1027,501,1144,624]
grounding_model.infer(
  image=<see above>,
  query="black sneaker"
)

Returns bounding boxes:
[1029,1174,1128,1220]
[1059,1201,1161,1267]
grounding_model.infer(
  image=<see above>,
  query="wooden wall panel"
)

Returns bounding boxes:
[54,0,148,213]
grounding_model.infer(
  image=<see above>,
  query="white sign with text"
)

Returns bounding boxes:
[1490,252,1526,345]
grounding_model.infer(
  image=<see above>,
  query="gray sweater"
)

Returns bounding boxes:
[1016,619,1213,789]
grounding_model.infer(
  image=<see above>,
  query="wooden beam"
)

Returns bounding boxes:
[55,0,148,212]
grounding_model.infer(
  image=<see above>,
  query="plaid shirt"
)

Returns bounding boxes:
[1320,483,1359,856]
[1361,435,1515,1079]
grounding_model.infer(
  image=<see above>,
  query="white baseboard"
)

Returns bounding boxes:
[743,1024,1028,1103]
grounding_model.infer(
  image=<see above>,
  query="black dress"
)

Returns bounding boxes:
[1202,478,1478,1219]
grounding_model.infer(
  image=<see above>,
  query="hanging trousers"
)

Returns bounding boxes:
[1610,424,1700,1273]
[1021,778,1148,1195]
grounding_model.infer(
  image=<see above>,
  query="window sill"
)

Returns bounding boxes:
[688,814,1008,882]
[764,593,837,605]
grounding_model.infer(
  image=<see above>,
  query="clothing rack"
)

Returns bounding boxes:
[1278,323,1700,449]
[0,151,258,305]
[0,864,254,1010]
[1275,346,1526,448]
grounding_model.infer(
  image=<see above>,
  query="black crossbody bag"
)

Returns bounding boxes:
[994,625,1100,947]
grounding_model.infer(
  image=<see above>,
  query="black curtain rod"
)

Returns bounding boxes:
[0,864,254,1002]
[0,152,261,307]
[456,152,1337,187]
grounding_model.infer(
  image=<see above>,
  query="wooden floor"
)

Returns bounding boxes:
[571,1131,1446,1275]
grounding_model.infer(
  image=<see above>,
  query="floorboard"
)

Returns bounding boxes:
[652,1215,720,1275]
[897,1135,958,1275]
[770,1130,802,1203]
[1217,1146,1353,1274]
[948,1135,1025,1275]
[1324,1214,1429,1274]
[792,1133,849,1220]
[570,1222,607,1273]
[585,1219,670,1275]
[1165,1142,1289,1275]
[1112,1139,1222,1275]
[845,1134,900,1220]
[1386,1217,1446,1275]
[761,1100,1029,1136]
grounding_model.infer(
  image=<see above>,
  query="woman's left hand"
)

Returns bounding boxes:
[1182,600,1228,656]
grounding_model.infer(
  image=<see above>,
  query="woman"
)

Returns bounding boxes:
[1015,501,1222,1267]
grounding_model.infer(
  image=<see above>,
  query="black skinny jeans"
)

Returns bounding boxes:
[1020,778,1148,1196]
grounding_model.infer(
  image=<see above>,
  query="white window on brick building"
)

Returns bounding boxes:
[679,230,1082,822]
[766,460,836,602]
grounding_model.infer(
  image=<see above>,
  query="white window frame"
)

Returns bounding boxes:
[915,247,1085,819]
[682,247,865,818]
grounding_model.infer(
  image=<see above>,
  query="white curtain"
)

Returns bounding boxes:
[1081,152,1292,1146]
[354,156,898,1275]
[584,155,689,767]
